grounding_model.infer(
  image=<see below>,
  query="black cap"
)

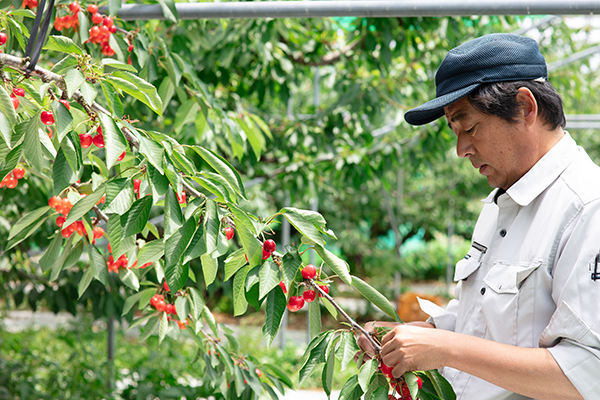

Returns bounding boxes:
[404,33,548,126]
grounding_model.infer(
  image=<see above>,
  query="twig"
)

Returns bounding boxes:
[308,279,381,353]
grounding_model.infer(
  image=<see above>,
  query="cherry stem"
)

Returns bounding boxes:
[308,279,381,353]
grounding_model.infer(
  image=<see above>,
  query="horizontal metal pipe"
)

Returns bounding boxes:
[115,1,600,21]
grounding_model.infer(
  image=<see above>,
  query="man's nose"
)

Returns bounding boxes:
[456,132,475,158]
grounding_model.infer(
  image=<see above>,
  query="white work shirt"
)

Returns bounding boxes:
[422,133,600,400]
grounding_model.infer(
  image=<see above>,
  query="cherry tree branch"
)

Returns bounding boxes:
[307,279,381,353]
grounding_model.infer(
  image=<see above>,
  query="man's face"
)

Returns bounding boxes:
[444,96,535,190]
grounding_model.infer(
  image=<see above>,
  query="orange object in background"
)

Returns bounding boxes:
[397,292,444,322]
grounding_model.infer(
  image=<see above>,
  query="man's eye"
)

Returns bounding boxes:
[466,127,475,134]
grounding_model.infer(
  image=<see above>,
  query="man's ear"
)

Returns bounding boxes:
[515,87,538,127]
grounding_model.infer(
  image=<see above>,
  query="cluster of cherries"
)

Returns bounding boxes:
[379,363,423,400]
[53,2,80,32]
[86,5,119,56]
[0,167,25,189]
[21,0,38,9]
[286,264,330,312]
[149,282,188,329]
[106,243,152,272]
[49,193,106,239]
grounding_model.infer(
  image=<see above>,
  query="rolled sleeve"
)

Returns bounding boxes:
[419,297,459,332]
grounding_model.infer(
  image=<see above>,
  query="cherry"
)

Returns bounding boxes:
[245,254,248,263]
[177,319,189,329]
[417,376,423,390]
[303,290,316,303]
[69,2,80,13]
[96,194,106,205]
[255,368,262,378]
[92,134,105,148]
[4,175,17,189]
[59,99,70,110]
[11,95,19,110]
[301,264,317,279]
[155,300,166,312]
[262,249,271,260]
[93,226,104,239]
[263,239,276,253]
[224,226,234,240]
[76,220,86,236]
[117,151,126,161]
[79,134,92,148]
[47,127,54,138]
[87,4,98,13]
[61,228,73,238]
[12,88,25,97]
[165,304,175,314]
[287,296,305,312]
[318,284,329,297]
[49,196,61,208]
[40,111,55,125]
[128,44,134,52]
[278,281,287,294]
[133,179,141,193]
[12,168,25,179]
[91,12,103,24]
[163,281,170,292]
[379,362,394,379]
[140,262,152,269]
[178,191,186,204]
[109,24,117,34]
[0,32,7,46]
[56,216,66,227]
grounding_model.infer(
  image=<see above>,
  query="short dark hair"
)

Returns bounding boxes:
[467,80,566,130]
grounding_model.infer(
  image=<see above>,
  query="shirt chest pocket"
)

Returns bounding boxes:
[481,260,543,345]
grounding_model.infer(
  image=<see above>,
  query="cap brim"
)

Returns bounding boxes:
[404,83,480,126]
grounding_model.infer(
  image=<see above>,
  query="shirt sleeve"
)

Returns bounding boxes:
[539,201,600,400]
[420,297,459,332]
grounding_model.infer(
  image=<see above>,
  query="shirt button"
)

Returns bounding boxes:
[480,287,486,295]
[499,229,507,237]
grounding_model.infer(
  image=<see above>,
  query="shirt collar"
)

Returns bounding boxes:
[482,132,579,207]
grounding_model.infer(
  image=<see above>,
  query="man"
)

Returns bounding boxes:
[359,33,600,399]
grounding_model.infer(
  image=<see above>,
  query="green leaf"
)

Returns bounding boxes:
[200,253,218,288]
[165,228,196,292]
[309,299,322,339]
[322,345,335,398]
[121,195,153,238]
[79,82,97,105]
[137,239,165,267]
[202,305,218,336]
[65,69,85,98]
[281,245,302,285]
[188,287,205,320]
[173,99,198,134]
[88,244,108,285]
[53,148,77,195]
[425,370,456,400]
[224,248,246,281]
[192,146,247,200]
[107,0,122,16]
[233,264,250,316]
[227,202,257,235]
[102,58,138,73]
[158,312,168,344]
[137,133,165,174]
[338,331,360,372]
[100,80,124,119]
[50,236,74,281]
[0,143,23,182]
[157,0,178,22]
[258,260,279,300]
[127,313,155,331]
[233,216,262,268]
[299,332,332,386]
[164,186,183,238]
[23,116,43,172]
[103,178,134,215]
[118,267,140,291]
[78,267,94,298]
[351,276,401,323]
[99,114,127,169]
[358,359,378,393]
[261,285,286,347]
[8,206,51,240]
[44,35,84,55]
[5,214,48,251]
[339,375,363,400]
[316,246,353,287]
[64,185,105,228]
[139,315,160,342]
[0,85,16,147]
[280,208,325,246]
[122,288,155,316]
[53,101,73,142]
[175,296,190,321]
[39,234,63,273]
[104,71,162,115]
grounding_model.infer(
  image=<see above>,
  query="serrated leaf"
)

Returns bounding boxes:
[338,331,360,372]
[121,195,153,238]
[425,370,456,400]
[0,86,16,147]
[79,82,97,105]
[137,239,165,267]
[23,116,43,172]
[258,260,280,300]
[39,234,63,273]
[139,315,160,342]
[118,267,140,291]
[261,285,286,347]
[53,148,77,195]
[281,245,302,285]
[137,133,164,174]
[188,287,204,320]
[78,267,94,298]
[224,248,246,281]
[64,185,105,228]
[5,214,48,251]
[322,345,335,398]
[202,305,218,336]
[316,246,352,287]
[280,207,324,246]
[104,71,162,115]
[351,276,401,323]
[65,69,85,98]
[193,146,246,200]
[339,375,362,400]
[8,206,51,240]
[165,218,196,272]
[175,296,190,321]
[358,359,378,393]
[53,101,73,142]
[50,236,74,281]
[299,332,332,386]
[182,224,205,264]
[200,253,217,288]
[0,143,23,182]
[165,258,191,294]
[164,186,183,238]
[100,80,124,119]
[44,35,84,55]
[122,288,155,316]
[174,99,198,134]
[233,216,262,268]
[233,264,250,316]
[102,58,138,72]
[103,178,134,215]
[309,299,322,339]
[227,202,257,235]
[99,113,127,169]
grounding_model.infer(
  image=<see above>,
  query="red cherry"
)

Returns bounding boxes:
[301,264,317,279]
[178,191,186,204]
[87,4,98,13]
[49,196,61,208]
[69,2,80,13]
[165,304,174,314]
[0,33,7,46]
[59,99,70,110]
[133,179,140,193]
[12,168,25,180]
[93,226,104,239]
[128,44,134,52]
[263,239,276,253]
[255,368,262,378]
[262,249,271,260]
[12,88,25,97]
[92,134,105,148]
[279,281,287,294]
[379,362,394,379]
[40,111,55,125]
[224,226,234,240]
[103,16,113,27]
[303,290,316,303]
[286,296,305,312]
[155,300,166,312]
[79,134,93,148]
[61,228,73,238]
[4,174,17,189]
[89,25,100,38]
[76,220,86,236]
[109,24,117,33]
[245,254,248,262]
[11,95,19,110]
[117,151,125,161]
[318,284,329,297]
[91,12,103,24]
[417,376,423,390]
[140,262,152,269]
[163,281,170,292]
[177,319,188,329]
[56,216,66,227]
